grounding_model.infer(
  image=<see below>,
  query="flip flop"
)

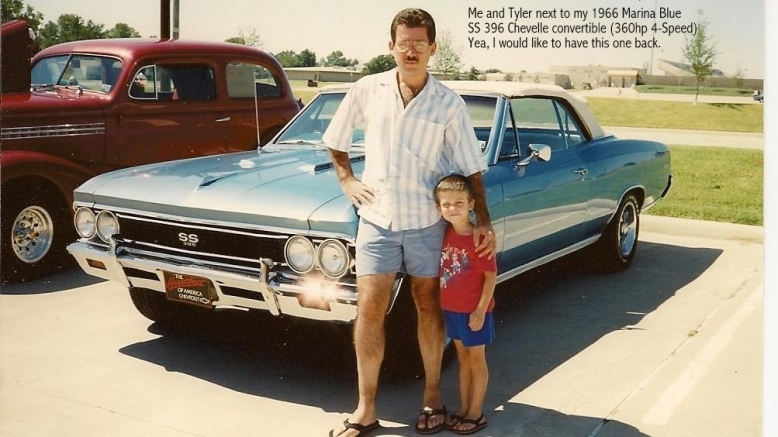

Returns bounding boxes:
[415,406,447,435]
[445,413,466,430]
[329,418,380,437]
[452,414,487,435]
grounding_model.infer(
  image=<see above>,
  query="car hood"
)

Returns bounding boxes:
[75,146,363,235]
[1,89,106,115]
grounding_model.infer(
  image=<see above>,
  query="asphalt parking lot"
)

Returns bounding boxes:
[0,216,764,437]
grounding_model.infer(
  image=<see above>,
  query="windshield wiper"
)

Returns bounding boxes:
[275,139,325,145]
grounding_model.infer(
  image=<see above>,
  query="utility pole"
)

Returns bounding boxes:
[173,0,180,39]
[160,0,170,40]
[649,0,657,75]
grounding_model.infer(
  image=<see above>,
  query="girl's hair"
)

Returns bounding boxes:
[434,174,473,204]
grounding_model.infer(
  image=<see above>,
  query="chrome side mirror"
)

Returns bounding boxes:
[516,144,552,168]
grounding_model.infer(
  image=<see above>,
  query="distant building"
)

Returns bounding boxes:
[483,71,572,89]
[284,67,363,84]
[655,59,725,77]
[549,65,645,89]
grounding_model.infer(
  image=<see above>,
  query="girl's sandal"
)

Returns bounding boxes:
[452,414,487,435]
[445,414,466,430]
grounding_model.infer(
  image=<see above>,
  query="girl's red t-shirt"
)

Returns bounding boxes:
[439,226,497,313]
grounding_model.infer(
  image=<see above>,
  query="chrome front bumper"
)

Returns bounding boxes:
[67,241,358,322]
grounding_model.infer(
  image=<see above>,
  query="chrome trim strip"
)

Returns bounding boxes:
[496,236,599,284]
[117,213,290,240]
[122,241,268,266]
[1,123,106,140]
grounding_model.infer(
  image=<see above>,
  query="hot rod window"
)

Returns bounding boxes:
[510,97,584,151]
[32,54,121,93]
[129,65,175,100]
[226,62,281,98]
[130,64,216,101]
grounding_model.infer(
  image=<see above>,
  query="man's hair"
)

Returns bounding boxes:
[390,8,436,43]
[434,174,473,204]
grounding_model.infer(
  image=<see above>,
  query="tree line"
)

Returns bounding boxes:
[2,0,140,49]
[3,0,718,89]
[1,0,489,77]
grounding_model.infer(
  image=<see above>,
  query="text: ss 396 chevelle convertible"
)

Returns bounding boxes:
[67,82,671,361]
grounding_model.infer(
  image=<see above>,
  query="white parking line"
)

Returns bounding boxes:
[641,283,763,425]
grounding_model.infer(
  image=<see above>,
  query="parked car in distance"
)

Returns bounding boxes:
[67,82,672,364]
[0,20,301,283]
[753,89,764,103]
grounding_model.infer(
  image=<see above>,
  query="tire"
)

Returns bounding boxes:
[129,287,172,323]
[1,185,72,283]
[594,193,640,272]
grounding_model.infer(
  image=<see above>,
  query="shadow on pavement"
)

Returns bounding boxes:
[0,266,102,295]
[118,240,721,435]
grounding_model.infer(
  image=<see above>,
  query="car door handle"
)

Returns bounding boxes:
[573,168,588,180]
[215,116,231,122]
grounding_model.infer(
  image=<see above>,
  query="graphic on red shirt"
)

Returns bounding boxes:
[439,227,497,313]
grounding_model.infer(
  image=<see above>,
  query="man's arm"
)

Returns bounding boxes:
[466,172,496,258]
[329,149,374,206]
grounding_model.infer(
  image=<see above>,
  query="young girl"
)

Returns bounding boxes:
[435,174,497,435]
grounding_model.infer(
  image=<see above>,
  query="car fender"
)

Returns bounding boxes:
[1,150,98,207]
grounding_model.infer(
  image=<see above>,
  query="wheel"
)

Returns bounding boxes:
[1,187,71,283]
[129,287,172,323]
[594,193,640,272]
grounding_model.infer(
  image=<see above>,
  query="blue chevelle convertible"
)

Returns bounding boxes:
[67,82,671,360]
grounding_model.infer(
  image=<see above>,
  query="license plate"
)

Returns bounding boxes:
[163,271,215,308]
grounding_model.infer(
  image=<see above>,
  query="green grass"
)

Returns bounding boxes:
[587,98,763,133]
[635,85,757,97]
[291,82,763,134]
[646,145,763,226]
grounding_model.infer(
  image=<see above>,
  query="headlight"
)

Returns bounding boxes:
[316,239,350,278]
[95,210,120,243]
[284,236,315,274]
[74,207,96,239]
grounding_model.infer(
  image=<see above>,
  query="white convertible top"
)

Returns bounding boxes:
[319,80,605,139]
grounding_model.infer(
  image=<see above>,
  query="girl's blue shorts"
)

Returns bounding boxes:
[444,310,495,347]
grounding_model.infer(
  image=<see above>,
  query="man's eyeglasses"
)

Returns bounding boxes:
[394,40,431,53]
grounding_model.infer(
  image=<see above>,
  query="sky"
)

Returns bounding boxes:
[24,0,765,79]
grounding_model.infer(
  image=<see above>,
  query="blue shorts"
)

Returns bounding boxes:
[445,310,495,347]
[355,218,447,278]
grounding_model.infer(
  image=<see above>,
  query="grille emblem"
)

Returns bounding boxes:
[178,232,199,247]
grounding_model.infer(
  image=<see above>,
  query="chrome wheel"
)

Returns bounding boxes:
[11,205,54,263]
[618,201,638,258]
[594,193,640,272]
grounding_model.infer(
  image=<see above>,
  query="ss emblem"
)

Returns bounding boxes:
[178,232,199,247]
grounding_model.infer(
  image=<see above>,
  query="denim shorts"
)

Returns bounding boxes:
[355,218,447,278]
[445,310,495,347]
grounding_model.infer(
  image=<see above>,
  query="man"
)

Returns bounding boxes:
[324,8,496,437]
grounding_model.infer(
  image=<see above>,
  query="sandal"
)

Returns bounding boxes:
[446,413,466,430]
[329,418,380,437]
[415,406,447,435]
[452,414,487,435]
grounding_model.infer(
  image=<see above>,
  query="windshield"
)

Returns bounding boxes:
[31,54,123,93]
[273,91,499,151]
[274,92,365,147]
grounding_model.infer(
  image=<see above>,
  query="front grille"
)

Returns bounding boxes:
[115,213,288,268]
